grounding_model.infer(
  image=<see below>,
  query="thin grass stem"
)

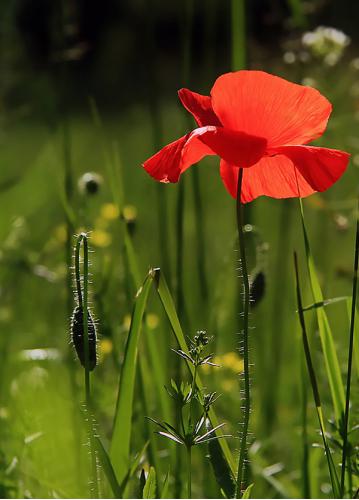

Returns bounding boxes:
[235,169,251,498]
[340,199,359,496]
[231,0,246,70]
[301,358,311,498]
[186,445,192,498]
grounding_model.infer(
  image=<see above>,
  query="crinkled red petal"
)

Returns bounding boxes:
[211,71,332,148]
[220,145,349,202]
[143,126,267,183]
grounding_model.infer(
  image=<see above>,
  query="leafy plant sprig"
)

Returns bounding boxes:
[148,331,230,498]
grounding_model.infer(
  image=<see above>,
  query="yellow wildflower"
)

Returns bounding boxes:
[101,203,120,220]
[146,313,159,330]
[91,230,112,248]
[99,338,113,356]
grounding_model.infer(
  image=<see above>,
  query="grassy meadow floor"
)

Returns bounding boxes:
[0,62,358,498]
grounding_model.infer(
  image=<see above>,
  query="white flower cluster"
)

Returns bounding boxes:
[302,26,350,66]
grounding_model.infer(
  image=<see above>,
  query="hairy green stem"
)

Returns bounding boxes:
[189,364,198,429]
[340,200,359,496]
[235,169,250,498]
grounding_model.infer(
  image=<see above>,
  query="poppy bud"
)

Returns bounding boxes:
[249,271,266,308]
[71,305,97,371]
[121,205,137,236]
[78,172,103,195]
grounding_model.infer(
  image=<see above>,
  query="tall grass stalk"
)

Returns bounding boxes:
[75,233,99,498]
[301,358,310,498]
[299,199,345,422]
[63,120,74,319]
[265,200,293,431]
[340,200,359,496]
[145,0,171,281]
[173,3,195,494]
[294,252,340,498]
[235,169,251,498]
[231,0,246,70]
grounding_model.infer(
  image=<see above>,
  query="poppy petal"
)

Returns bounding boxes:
[220,145,349,202]
[143,127,267,183]
[272,145,350,192]
[220,157,316,202]
[143,134,192,183]
[178,88,221,127]
[211,71,332,148]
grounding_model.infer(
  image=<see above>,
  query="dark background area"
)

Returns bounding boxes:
[3,0,358,113]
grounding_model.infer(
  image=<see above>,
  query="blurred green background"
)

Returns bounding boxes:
[0,0,358,498]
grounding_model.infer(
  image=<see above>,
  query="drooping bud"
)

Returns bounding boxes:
[71,305,97,371]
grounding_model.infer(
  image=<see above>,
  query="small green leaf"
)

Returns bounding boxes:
[242,483,254,498]
[157,432,184,445]
[143,467,157,499]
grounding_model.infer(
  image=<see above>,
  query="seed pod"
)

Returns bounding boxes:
[71,305,97,371]
[250,270,266,308]
[78,172,103,195]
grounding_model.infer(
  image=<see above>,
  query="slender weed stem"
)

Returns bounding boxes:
[235,169,251,498]
[340,200,359,496]
[192,169,209,303]
[75,233,99,498]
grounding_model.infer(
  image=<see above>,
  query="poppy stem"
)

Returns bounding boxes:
[235,168,251,498]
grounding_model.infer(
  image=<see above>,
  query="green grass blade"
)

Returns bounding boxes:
[340,206,359,496]
[153,268,236,476]
[231,0,246,70]
[143,466,157,499]
[119,441,150,498]
[160,469,170,499]
[299,201,345,422]
[138,351,163,487]
[95,437,122,498]
[346,299,359,378]
[145,326,172,423]
[110,273,155,483]
[302,296,349,312]
[205,418,235,498]
[294,252,340,498]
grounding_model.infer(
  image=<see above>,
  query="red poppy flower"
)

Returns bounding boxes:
[143,71,350,202]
